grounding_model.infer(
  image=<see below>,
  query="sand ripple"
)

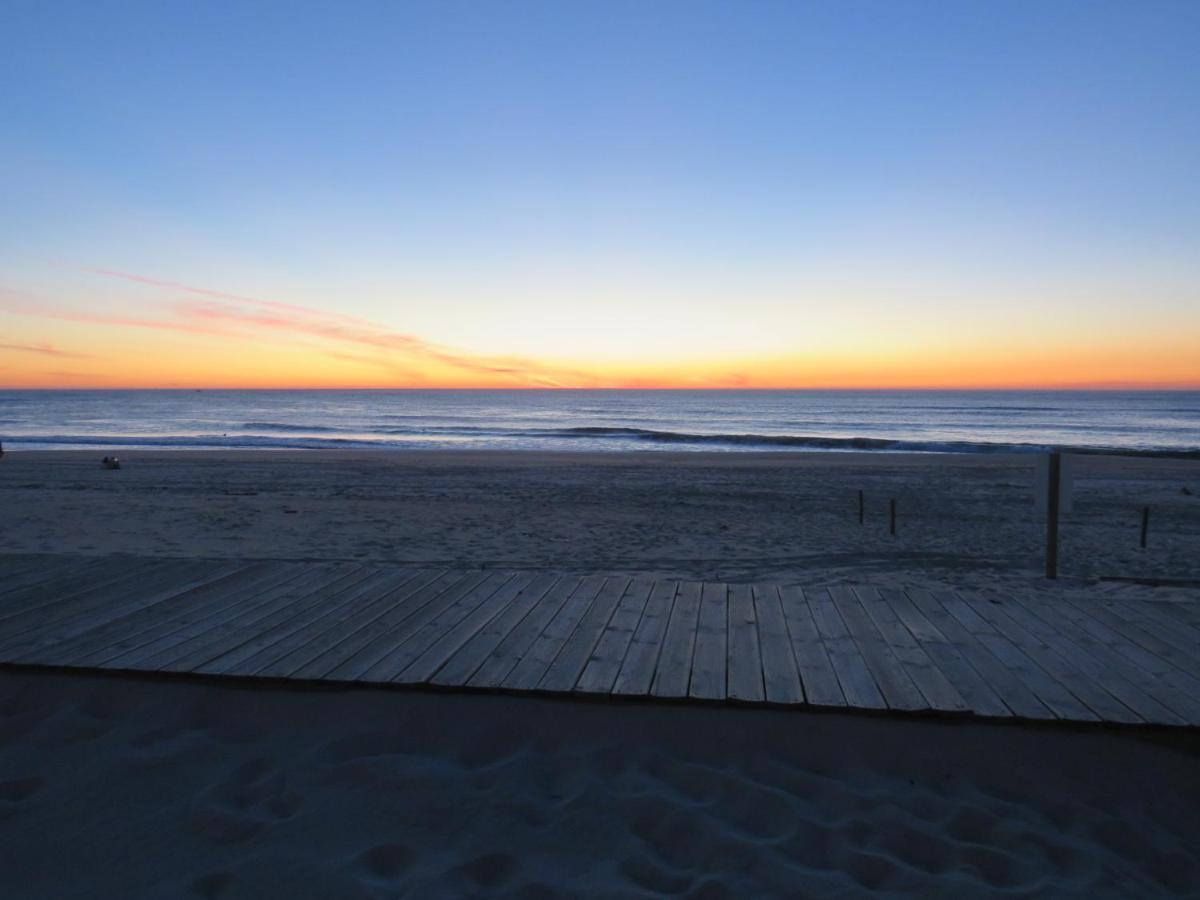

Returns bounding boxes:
[1,671,1198,898]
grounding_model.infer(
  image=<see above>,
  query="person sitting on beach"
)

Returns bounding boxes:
[101,456,121,469]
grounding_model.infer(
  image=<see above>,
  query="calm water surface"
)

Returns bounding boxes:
[0,390,1197,455]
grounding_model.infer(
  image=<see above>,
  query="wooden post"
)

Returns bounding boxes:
[889,498,896,536]
[858,490,864,525]
[1045,451,1060,579]
[1140,506,1150,549]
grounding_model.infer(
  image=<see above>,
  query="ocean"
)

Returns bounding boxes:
[0,390,1197,456]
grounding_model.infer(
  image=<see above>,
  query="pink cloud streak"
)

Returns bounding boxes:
[7,271,598,387]
[0,339,93,359]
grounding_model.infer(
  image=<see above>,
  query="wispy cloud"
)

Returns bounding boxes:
[323,350,424,381]
[6,271,600,387]
[0,339,93,359]
[74,266,378,327]
[0,287,239,337]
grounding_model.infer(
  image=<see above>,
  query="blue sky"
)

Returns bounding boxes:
[1,1,1198,387]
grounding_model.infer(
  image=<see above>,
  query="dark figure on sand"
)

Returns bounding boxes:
[101,456,120,470]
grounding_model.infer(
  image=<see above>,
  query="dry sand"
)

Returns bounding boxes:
[2,449,1199,897]
[1,670,1198,899]
[0,449,1197,596]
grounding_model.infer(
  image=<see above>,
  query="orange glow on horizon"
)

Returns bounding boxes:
[2,269,1197,391]
[2,338,1197,391]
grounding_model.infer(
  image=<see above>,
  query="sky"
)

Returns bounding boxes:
[1,0,1198,389]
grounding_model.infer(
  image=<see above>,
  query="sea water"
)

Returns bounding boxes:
[0,390,1196,456]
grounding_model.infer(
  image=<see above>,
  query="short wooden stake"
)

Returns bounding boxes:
[1045,452,1060,579]
[889,498,896,536]
[858,490,864,525]
[1140,506,1150,549]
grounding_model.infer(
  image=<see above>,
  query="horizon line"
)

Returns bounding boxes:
[2,384,1198,392]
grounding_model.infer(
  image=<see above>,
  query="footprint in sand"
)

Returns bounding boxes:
[187,759,304,846]
[191,870,235,899]
[619,852,693,895]
[453,851,519,891]
[0,775,45,805]
[357,843,413,887]
[129,724,213,766]
[0,776,46,824]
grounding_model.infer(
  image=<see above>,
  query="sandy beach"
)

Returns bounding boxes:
[0,449,1197,594]
[2,670,1198,899]
[6,0,1198,893]
[2,449,1199,897]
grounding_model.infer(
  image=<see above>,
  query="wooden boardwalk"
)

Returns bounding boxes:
[2,554,1199,728]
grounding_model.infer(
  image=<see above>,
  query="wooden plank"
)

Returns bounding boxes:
[324,571,490,681]
[1087,599,1200,677]
[0,559,142,622]
[0,554,154,594]
[394,572,540,684]
[688,582,728,701]
[333,571,496,681]
[199,567,421,677]
[803,587,885,710]
[726,584,764,702]
[140,564,369,672]
[575,577,654,695]
[1151,597,1200,630]
[1006,595,1190,726]
[502,575,607,691]
[252,568,443,679]
[157,565,378,672]
[18,562,308,666]
[954,591,1141,724]
[0,556,114,601]
[932,591,1099,722]
[0,555,58,580]
[611,580,677,697]
[468,576,582,689]
[287,569,460,679]
[231,567,436,678]
[851,587,968,713]
[777,586,845,707]
[9,549,1194,730]
[828,587,926,711]
[904,589,1050,720]
[750,585,803,705]
[878,588,1014,718]
[0,557,167,627]
[0,558,183,635]
[650,581,703,699]
[1092,598,1200,665]
[827,587,926,712]
[538,576,631,693]
[104,563,357,670]
[1045,597,1200,722]
[363,571,517,683]
[1153,606,1200,652]
[431,573,563,687]
[0,560,241,659]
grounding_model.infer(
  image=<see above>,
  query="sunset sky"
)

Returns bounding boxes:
[2,1,1198,389]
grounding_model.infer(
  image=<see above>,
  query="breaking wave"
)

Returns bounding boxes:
[5,426,1198,457]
